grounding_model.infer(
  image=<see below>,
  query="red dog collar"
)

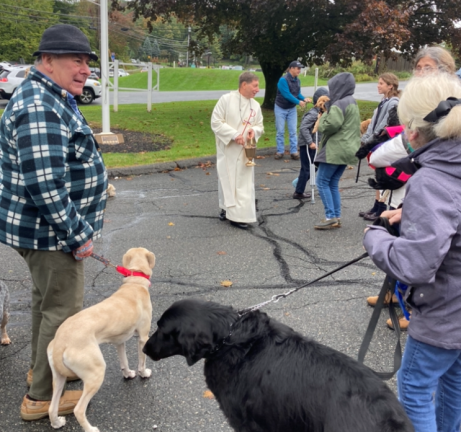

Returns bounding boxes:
[116,265,150,280]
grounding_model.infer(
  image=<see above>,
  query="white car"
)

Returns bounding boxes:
[0,65,32,100]
[0,66,101,104]
[77,77,102,104]
[108,69,129,77]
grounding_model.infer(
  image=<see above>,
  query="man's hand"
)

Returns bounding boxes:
[72,239,93,261]
[308,143,317,150]
[235,134,245,145]
[304,97,312,104]
[247,129,255,140]
[299,100,306,108]
[381,208,402,225]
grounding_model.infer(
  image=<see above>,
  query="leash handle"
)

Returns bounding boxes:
[90,253,117,269]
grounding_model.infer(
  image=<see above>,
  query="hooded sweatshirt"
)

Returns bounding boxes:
[315,73,361,165]
[297,87,329,148]
[364,137,461,349]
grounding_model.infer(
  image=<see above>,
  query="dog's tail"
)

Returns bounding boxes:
[47,339,76,378]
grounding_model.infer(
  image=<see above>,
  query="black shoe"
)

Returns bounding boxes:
[219,210,227,221]
[230,221,249,230]
[293,192,311,199]
[359,208,374,217]
[363,212,380,221]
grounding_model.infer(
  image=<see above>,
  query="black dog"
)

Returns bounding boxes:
[143,299,413,432]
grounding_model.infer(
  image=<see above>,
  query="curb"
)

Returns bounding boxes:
[107,147,279,178]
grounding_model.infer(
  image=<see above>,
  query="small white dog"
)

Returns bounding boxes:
[47,247,156,432]
[106,183,116,197]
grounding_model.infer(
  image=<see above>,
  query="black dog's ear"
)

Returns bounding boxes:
[178,331,213,366]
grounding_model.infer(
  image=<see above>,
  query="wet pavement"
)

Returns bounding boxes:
[0,152,406,432]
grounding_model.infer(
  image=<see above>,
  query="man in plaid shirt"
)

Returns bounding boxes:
[0,24,107,420]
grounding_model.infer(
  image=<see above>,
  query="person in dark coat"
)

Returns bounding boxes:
[293,87,329,199]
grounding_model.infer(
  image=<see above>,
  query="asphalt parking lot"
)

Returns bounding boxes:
[0,153,406,432]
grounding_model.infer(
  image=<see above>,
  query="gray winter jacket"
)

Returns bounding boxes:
[298,87,329,148]
[361,97,399,145]
[363,137,461,350]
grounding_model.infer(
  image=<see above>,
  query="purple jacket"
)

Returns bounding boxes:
[363,137,461,350]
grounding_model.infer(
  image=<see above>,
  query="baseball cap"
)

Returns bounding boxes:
[289,61,304,68]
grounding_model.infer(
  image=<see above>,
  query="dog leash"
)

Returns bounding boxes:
[90,253,151,280]
[236,217,404,380]
[237,252,369,316]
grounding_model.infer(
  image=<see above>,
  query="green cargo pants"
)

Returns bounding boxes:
[14,248,84,400]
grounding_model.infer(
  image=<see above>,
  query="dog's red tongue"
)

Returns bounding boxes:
[116,266,150,280]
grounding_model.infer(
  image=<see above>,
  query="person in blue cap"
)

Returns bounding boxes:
[274,60,311,160]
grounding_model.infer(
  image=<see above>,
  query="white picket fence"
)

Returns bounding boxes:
[108,60,160,112]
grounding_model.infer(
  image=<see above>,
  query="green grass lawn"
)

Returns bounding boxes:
[1,99,378,169]
[78,98,378,168]
[114,68,328,91]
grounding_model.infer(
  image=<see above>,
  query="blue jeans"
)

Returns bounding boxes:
[398,336,461,432]
[274,104,298,154]
[316,163,346,219]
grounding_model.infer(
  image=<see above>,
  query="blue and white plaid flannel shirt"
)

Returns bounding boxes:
[0,67,107,252]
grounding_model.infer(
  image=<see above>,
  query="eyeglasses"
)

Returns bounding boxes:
[413,66,439,74]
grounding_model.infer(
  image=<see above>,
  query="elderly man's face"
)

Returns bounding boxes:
[41,53,91,96]
[239,80,260,99]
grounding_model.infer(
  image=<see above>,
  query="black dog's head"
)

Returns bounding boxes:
[143,299,238,366]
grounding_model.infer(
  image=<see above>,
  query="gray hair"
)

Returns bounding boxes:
[239,72,259,87]
[414,46,456,75]
[34,53,59,66]
[398,73,461,144]
[34,55,43,66]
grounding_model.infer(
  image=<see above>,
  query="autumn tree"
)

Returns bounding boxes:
[113,0,461,109]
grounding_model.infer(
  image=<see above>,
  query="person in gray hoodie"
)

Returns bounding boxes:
[314,73,360,229]
[293,87,329,199]
[363,73,461,432]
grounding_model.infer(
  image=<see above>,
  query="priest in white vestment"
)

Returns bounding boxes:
[211,72,264,229]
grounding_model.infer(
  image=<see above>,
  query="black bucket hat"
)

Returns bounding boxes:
[33,24,98,61]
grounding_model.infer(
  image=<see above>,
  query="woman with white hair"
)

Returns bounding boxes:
[363,73,461,432]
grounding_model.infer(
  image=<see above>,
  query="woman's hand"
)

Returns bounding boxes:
[381,208,402,225]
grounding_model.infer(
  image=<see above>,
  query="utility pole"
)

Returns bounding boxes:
[94,0,123,145]
[100,0,110,134]
[186,26,191,67]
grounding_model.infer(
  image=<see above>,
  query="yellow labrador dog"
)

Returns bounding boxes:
[47,247,156,432]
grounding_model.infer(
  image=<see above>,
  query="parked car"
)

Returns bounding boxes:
[89,67,101,78]
[109,68,129,77]
[0,61,12,72]
[76,78,102,104]
[0,66,101,104]
[88,72,100,80]
[0,65,32,100]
